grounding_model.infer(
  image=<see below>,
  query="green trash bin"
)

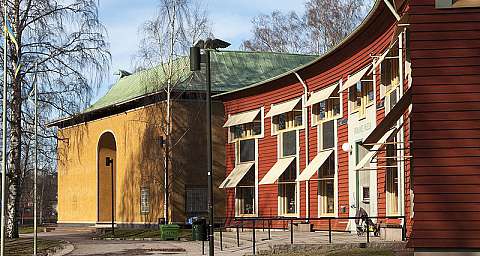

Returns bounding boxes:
[160,224,180,240]
[192,217,207,241]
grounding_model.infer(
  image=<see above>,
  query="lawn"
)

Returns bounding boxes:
[268,248,410,256]
[5,238,64,256]
[19,226,44,234]
[95,228,192,240]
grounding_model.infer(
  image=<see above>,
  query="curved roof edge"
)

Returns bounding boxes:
[214,0,399,99]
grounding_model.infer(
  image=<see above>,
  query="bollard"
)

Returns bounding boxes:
[290,219,294,244]
[253,220,256,256]
[268,220,271,240]
[366,218,370,243]
[328,218,332,244]
[202,240,205,255]
[236,225,240,247]
[220,227,223,251]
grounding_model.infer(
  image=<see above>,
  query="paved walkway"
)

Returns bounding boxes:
[21,228,390,256]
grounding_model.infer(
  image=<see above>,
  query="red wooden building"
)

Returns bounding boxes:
[216,0,480,254]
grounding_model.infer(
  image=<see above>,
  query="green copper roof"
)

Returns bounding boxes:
[86,51,317,112]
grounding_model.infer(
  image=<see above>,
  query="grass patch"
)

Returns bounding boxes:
[268,248,397,256]
[96,228,192,240]
[5,238,64,256]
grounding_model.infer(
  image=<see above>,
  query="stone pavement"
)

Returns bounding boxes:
[21,227,393,256]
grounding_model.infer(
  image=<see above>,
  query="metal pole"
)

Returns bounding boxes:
[328,218,332,244]
[1,0,8,254]
[236,225,239,247]
[205,49,214,256]
[111,161,114,235]
[290,219,293,244]
[33,62,38,256]
[220,227,223,251]
[366,218,370,243]
[252,220,256,256]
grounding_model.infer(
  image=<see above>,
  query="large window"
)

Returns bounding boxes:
[386,140,399,215]
[272,102,303,133]
[236,139,256,216]
[186,186,208,216]
[312,89,341,124]
[318,154,335,215]
[236,165,256,216]
[279,163,297,215]
[381,42,400,112]
[349,73,374,117]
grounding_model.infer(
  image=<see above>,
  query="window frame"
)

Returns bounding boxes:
[386,138,400,216]
[228,108,264,143]
[276,130,300,217]
[270,98,305,135]
[317,153,336,217]
[233,137,258,217]
[349,77,374,118]
[140,187,150,215]
[278,162,299,216]
[311,87,342,126]
[381,37,402,114]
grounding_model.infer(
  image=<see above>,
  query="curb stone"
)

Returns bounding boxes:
[50,240,75,256]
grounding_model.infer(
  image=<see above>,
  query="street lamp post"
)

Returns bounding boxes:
[28,63,39,256]
[106,157,114,235]
[190,38,230,256]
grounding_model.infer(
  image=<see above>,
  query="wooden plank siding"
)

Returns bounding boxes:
[219,0,415,232]
[409,0,480,249]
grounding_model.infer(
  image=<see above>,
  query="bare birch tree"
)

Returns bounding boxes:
[135,0,211,223]
[242,0,372,54]
[1,0,109,238]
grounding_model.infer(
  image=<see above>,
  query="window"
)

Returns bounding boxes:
[349,73,374,117]
[436,0,480,8]
[318,154,335,215]
[381,42,400,112]
[281,130,297,157]
[239,139,255,163]
[236,165,256,216]
[279,163,297,215]
[235,139,256,216]
[386,140,399,215]
[229,113,262,141]
[362,187,370,203]
[320,120,335,150]
[186,187,208,216]
[140,187,150,214]
[272,102,303,133]
[312,89,341,124]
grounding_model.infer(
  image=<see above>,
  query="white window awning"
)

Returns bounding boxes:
[223,109,260,128]
[219,162,255,188]
[259,156,295,185]
[368,50,390,75]
[354,128,397,171]
[297,150,333,181]
[306,84,338,107]
[265,98,301,118]
[340,65,372,92]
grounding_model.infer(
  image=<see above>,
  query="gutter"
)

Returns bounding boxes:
[294,72,310,220]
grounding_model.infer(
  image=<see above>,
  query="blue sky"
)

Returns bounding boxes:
[94,0,306,102]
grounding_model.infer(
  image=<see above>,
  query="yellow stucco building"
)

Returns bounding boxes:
[50,51,317,226]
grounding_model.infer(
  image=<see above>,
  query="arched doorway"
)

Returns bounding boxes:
[97,132,116,223]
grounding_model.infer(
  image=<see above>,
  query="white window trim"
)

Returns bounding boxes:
[317,119,339,217]
[382,33,404,115]
[228,107,265,143]
[270,97,305,136]
[277,130,301,217]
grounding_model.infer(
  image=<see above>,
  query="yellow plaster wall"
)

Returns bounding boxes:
[57,100,225,225]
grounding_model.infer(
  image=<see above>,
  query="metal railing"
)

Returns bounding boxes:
[206,215,406,255]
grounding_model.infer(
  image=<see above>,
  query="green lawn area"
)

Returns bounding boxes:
[19,226,44,234]
[269,248,408,256]
[5,238,63,256]
[96,228,192,240]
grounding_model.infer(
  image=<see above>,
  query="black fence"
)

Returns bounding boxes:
[202,215,407,255]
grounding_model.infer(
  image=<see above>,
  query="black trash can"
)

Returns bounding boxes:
[192,217,207,241]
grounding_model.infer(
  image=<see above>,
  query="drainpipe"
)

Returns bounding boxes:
[294,72,310,221]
